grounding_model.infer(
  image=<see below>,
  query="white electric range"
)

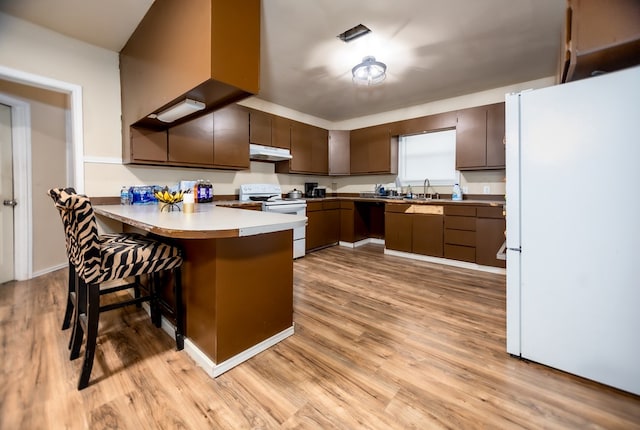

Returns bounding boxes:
[239,184,307,258]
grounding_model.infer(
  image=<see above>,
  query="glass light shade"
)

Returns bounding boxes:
[352,56,387,86]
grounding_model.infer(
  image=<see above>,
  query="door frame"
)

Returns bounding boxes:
[0,65,84,280]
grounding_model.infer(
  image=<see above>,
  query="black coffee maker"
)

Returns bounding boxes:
[304,182,318,198]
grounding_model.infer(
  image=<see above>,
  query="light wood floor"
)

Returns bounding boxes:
[1,244,638,429]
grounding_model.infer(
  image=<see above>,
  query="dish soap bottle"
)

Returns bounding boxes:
[452,183,463,201]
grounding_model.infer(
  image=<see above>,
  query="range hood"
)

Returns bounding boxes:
[249,144,292,162]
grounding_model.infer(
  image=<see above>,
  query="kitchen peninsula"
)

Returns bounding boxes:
[94,204,306,377]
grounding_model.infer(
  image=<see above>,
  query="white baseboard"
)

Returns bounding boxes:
[339,238,385,248]
[141,301,294,378]
[32,262,69,278]
[384,248,506,275]
[184,326,295,378]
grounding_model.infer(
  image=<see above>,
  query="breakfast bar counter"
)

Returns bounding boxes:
[94,203,305,239]
[95,203,306,377]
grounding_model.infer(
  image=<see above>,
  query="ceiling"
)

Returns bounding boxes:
[0,0,566,122]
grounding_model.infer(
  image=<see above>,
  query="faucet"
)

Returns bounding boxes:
[423,178,431,200]
[423,178,439,200]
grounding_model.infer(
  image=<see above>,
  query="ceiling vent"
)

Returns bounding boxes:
[337,24,371,43]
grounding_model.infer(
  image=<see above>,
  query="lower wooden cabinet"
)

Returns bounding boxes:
[386,202,504,267]
[444,205,476,263]
[412,213,444,257]
[312,199,505,268]
[339,201,384,244]
[385,211,412,252]
[476,206,506,268]
[306,200,340,251]
[385,203,443,257]
[339,201,355,243]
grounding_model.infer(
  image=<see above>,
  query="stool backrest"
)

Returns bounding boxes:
[50,188,102,284]
[48,187,78,265]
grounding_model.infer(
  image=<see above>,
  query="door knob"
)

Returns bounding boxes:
[3,199,17,207]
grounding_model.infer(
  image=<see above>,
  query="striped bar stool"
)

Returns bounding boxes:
[48,188,139,338]
[51,188,184,390]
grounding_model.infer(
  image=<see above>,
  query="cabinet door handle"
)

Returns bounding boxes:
[3,199,18,207]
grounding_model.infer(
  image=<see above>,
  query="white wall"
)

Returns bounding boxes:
[0,12,121,162]
[0,11,554,199]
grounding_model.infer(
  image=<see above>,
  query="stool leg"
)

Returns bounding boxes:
[67,271,79,350]
[174,266,184,351]
[69,277,86,360]
[134,275,142,308]
[78,282,100,390]
[62,263,75,330]
[150,273,161,328]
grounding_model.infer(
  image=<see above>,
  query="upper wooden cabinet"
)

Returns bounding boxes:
[328,130,350,176]
[456,102,505,170]
[560,0,640,83]
[350,125,398,175]
[121,0,260,163]
[271,115,292,150]
[248,110,291,149]
[213,104,250,169]
[169,113,215,166]
[167,104,249,169]
[130,127,168,164]
[389,111,457,136]
[276,121,328,174]
[249,109,272,146]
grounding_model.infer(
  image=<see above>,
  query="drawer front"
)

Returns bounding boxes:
[444,244,475,262]
[445,229,476,246]
[445,216,476,231]
[323,201,340,210]
[444,205,476,216]
[476,206,504,219]
[385,203,412,213]
[306,201,323,212]
[340,200,354,210]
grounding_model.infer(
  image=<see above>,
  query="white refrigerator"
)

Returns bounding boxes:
[505,66,640,396]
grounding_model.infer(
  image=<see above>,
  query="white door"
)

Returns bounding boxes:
[0,103,14,283]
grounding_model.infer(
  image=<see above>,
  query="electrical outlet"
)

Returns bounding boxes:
[483,185,491,194]
[462,186,468,194]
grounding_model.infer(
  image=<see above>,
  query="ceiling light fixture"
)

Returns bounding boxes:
[337,24,371,43]
[153,98,206,123]
[352,56,387,86]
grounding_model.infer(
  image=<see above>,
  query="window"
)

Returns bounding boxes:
[398,129,457,186]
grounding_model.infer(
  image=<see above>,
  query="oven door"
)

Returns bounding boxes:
[263,203,306,239]
[262,202,306,216]
[263,203,307,258]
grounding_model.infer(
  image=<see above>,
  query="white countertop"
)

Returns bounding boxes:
[95,203,307,239]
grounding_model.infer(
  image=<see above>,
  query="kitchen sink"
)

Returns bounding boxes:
[405,197,450,202]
